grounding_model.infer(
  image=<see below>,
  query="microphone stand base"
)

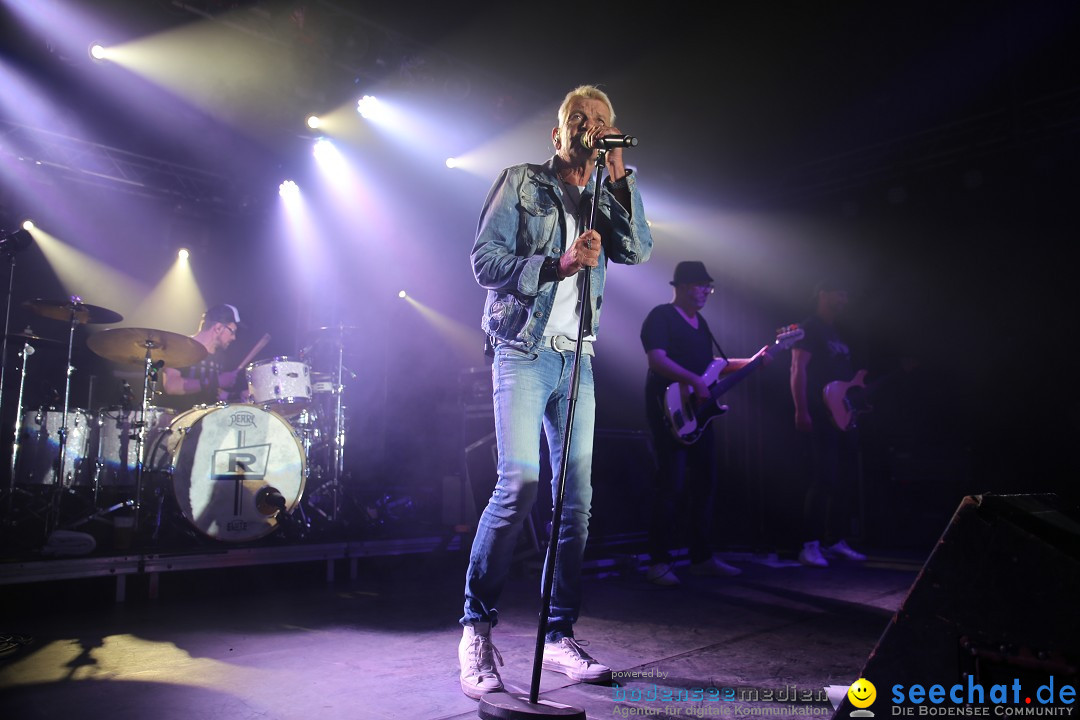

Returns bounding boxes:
[477,691,585,719]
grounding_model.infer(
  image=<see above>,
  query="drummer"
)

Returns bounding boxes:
[161,304,243,410]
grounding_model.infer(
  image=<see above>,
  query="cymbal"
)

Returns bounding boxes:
[307,325,361,336]
[23,298,123,325]
[86,328,208,367]
[7,329,61,343]
[305,326,362,346]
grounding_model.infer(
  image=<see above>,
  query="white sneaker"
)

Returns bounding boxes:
[459,622,504,699]
[798,540,829,568]
[646,562,681,586]
[542,637,612,682]
[825,539,867,562]
[687,556,742,577]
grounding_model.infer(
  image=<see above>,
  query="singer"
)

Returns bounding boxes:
[161,304,243,411]
[459,85,653,699]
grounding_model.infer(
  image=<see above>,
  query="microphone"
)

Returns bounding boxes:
[256,486,287,516]
[581,134,638,150]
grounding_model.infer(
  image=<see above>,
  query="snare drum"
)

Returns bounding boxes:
[95,406,174,487]
[148,404,306,542]
[247,357,311,417]
[16,408,93,486]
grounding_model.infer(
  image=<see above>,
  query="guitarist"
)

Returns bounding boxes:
[789,281,866,568]
[640,261,761,586]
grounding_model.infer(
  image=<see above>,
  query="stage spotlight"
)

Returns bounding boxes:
[177,248,190,261]
[22,220,34,230]
[398,290,407,299]
[278,180,299,199]
[88,43,108,61]
[313,138,342,166]
[445,157,459,169]
[356,95,382,120]
[306,114,322,130]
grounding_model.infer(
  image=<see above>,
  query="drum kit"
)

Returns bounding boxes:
[1,292,360,552]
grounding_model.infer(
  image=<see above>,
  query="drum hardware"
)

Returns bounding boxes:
[8,344,34,483]
[21,297,123,540]
[298,324,358,524]
[59,497,135,534]
[0,229,34,421]
[85,327,207,539]
[1,229,35,522]
[3,342,42,534]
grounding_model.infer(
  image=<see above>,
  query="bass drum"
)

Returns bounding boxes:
[149,404,305,542]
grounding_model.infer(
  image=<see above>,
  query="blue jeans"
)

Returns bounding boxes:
[462,343,595,642]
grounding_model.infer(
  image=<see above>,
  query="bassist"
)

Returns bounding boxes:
[639,261,760,586]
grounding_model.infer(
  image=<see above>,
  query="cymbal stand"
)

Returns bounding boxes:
[305,324,351,524]
[131,346,162,534]
[46,297,83,537]
[4,342,34,517]
[57,297,83,483]
[328,324,349,521]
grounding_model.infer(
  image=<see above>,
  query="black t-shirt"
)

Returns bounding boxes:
[793,314,853,418]
[640,304,715,405]
[170,353,226,411]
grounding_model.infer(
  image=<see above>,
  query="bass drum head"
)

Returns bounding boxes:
[153,404,305,542]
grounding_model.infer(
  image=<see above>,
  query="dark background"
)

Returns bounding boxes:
[1,0,1077,553]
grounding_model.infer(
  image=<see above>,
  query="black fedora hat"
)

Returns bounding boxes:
[670,261,713,286]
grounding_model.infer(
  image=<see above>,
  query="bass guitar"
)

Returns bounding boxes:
[663,325,804,445]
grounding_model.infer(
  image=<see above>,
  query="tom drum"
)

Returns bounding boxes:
[16,408,93,486]
[247,357,311,418]
[95,406,174,487]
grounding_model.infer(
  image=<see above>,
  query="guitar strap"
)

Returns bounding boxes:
[699,315,728,362]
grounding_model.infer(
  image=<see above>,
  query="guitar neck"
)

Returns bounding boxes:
[710,347,769,399]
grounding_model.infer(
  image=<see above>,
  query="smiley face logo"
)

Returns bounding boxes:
[848,678,876,709]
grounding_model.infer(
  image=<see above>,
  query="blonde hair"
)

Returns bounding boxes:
[557,85,615,127]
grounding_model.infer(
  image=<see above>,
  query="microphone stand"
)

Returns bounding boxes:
[478,150,608,720]
[1,246,19,508]
[0,247,18,422]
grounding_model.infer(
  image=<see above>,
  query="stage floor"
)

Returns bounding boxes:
[0,545,921,719]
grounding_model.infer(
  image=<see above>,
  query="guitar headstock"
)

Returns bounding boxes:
[773,324,805,349]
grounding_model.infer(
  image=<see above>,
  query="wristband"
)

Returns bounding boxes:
[539,256,563,284]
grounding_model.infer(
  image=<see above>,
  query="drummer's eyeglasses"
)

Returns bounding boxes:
[223,324,237,337]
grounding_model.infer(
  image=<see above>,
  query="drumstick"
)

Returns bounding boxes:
[235,333,271,372]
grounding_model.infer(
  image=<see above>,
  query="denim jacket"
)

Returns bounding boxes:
[471,156,653,352]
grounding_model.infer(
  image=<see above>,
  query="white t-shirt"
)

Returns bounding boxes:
[544,181,596,341]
